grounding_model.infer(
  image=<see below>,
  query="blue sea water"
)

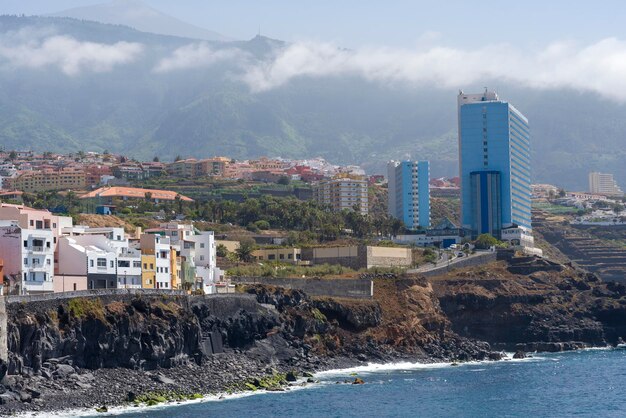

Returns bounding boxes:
[84,349,626,417]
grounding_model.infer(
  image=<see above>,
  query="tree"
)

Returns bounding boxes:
[558,188,566,198]
[235,239,255,263]
[277,175,291,185]
[216,244,229,258]
[474,233,500,249]
[174,155,183,161]
[8,151,16,160]
[153,156,160,162]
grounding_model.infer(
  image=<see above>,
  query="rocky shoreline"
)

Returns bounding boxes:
[0,346,467,415]
[1,258,625,416]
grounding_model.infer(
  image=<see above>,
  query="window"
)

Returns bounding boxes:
[279,254,285,260]
[165,267,168,273]
[46,259,51,265]
[150,263,154,270]
[90,260,94,267]
[23,258,28,265]
[24,240,28,248]
[110,260,114,268]
[117,235,121,241]
[200,255,204,261]
[134,261,141,268]
[143,263,147,269]
[200,243,205,248]
[97,258,106,267]
[29,220,34,227]
[46,242,50,248]
[268,254,275,260]
[288,254,293,259]
[53,223,56,228]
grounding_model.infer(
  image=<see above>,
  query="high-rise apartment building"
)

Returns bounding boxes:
[458,90,532,245]
[313,175,369,215]
[387,160,430,229]
[589,172,623,196]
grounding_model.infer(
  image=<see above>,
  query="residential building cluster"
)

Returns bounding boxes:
[0,149,375,215]
[0,203,222,295]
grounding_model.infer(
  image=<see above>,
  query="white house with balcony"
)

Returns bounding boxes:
[154,237,172,289]
[116,247,142,289]
[57,235,119,290]
[0,220,55,294]
[180,231,219,294]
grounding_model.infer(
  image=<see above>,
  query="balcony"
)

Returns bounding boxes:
[30,246,47,253]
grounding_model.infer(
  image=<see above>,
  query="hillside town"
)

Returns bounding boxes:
[0,90,624,297]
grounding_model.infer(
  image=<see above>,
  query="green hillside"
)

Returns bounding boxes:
[0,15,625,190]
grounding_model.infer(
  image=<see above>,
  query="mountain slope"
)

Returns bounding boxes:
[0,16,625,190]
[50,0,232,41]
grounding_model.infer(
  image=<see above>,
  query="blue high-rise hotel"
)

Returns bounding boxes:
[458,90,532,243]
[387,160,430,230]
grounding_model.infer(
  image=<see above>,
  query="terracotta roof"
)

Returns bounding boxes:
[80,187,193,202]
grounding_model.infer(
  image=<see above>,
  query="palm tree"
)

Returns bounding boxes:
[235,240,255,263]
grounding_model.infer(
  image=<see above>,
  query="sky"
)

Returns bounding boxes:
[3,0,626,49]
[4,1,626,102]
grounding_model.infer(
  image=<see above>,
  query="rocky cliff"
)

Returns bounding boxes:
[431,259,626,351]
[1,256,625,414]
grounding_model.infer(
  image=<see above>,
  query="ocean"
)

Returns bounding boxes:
[77,348,626,418]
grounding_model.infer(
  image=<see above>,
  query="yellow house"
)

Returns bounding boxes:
[170,248,180,289]
[141,254,156,289]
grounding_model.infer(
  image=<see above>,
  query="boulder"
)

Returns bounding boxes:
[352,378,365,385]
[54,364,76,378]
[513,351,526,359]
[285,371,298,382]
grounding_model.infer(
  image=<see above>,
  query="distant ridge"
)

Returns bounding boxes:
[49,0,232,41]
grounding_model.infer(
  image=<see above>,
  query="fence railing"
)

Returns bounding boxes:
[4,288,187,304]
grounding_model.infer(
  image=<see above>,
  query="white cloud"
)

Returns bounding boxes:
[237,38,626,101]
[153,43,248,73]
[0,29,143,75]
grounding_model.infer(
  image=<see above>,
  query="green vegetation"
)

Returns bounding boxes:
[131,391,204,407]
[228,262,407,278]
[533,201,579,215]
[67,298,106,321]
[311,308,327,323]
[474,234,502,250]
[227,372,289,393]
[228,263,352,278]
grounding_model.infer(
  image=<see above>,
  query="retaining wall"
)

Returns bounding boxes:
[418,252,498,278]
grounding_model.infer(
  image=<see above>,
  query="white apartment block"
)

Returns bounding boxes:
[589,172,624,197]
[57,235,118,290]
[313,176,369,214]
[0,221,55,294]
[154,237,172,290]
[116,247,142,289]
